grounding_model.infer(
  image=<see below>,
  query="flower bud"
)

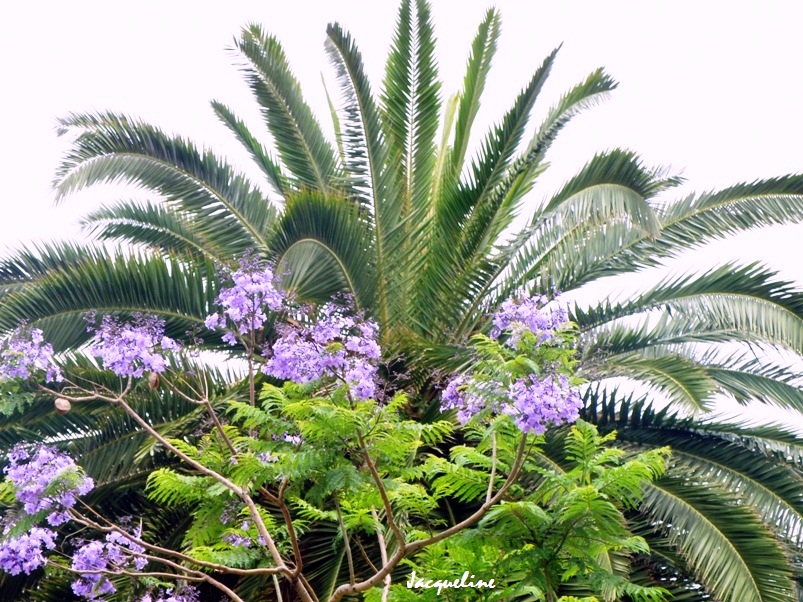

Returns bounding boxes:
[54,398,71,415]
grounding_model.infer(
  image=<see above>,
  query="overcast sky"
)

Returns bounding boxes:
[2,1,802,423]
[2,1,802,274]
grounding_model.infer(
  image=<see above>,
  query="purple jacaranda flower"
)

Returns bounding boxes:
[70,527,149,599]
[106,528,148,571]
[263,302,381,400]
[491,293,569,348]
[0,327,62,383]
[0,527,56,575]
[440,375,492,425]
[223,532,252,548]
[88,314,179,378]
[441,293,580,434]
[71,540,116,599]
[205,255,284,343]
[503,374,582,435]
[4,444,93,519]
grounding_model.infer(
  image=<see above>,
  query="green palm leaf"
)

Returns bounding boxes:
[81,199,233,260]
[269,190,376,307]
[234,23,339,190]
[55,111,275,249]
[0,250,216,350]
[642,475,796,602]
[325,22,404,331]
[450,8,500,178]
[211,100,288,197]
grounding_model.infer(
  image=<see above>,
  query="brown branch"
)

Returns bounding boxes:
[334,493,356,585]
[357,431,405,548]
[353,537,379,574]
[260,483,303,577]
[69,509,285,577]
[75,396,307,602]
[486,431,498,504]
[48,554,245,602]
[370,508,391,602]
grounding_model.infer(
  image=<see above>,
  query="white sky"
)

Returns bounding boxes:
[1,1,802,425]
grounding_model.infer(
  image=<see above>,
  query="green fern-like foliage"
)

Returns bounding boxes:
[396,421,670,602]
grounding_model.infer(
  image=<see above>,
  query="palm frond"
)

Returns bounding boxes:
[234,24,339,190]
[575,262,803,333]
[586,176,803,279]
[80,200,232,261]
[211,100,289,196]
[642,475,796,602]
[524,67,618,181]
[0,250,216,349]
[450,8,501,178]
[269,190,376,308]
[55,111,275,249]
[707,355,803,412]
[326,22,404,330]
[591,351,718,412]
[448,151,671,337]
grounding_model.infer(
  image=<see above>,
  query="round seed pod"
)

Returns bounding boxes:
[54,398,71,415]
[147,371,160,390]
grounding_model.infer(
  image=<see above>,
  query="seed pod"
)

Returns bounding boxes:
[147,372,160,390]
[54,398,71,415]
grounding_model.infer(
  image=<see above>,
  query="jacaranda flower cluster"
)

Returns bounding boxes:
[0,327,62,383]
[88,314,179,377]
[71,529,148,599]
[441,294,580,435]
[4,444,94,526]
[0,527,56,576]
[490,293,569,347]
[204,258,382,399]
[0,445,93,578]
[263,302,381,399]
[205,254,284,345]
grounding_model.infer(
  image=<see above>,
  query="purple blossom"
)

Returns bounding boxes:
[491,293,569,348]
[0,527,56,575]
[71,541,116,599]
[220,500,241,525]
[441,293,580,434]
[205,256,284,343]
[71,529,148,599]
[88,314,179,378]
[106,528,148,571]
[257,451,277,464]
[0,327,62,383]
[263,303,381,400]
[4,444,93,520]
[503,374,581,435]
[441,373,580,434]
[278,432,302,446]
[223,532,252,548]
[440,375,489,425]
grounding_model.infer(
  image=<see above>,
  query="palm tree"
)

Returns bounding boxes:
[3,1,803,599]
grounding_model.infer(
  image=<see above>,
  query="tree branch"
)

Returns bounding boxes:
[357,431,405,548]
[334,492,356,585]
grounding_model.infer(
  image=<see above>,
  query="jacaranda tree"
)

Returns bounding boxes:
[0,269,671,601]
[2,0,803,600]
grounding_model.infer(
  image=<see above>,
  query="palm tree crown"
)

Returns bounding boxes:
[2,1,803,600]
